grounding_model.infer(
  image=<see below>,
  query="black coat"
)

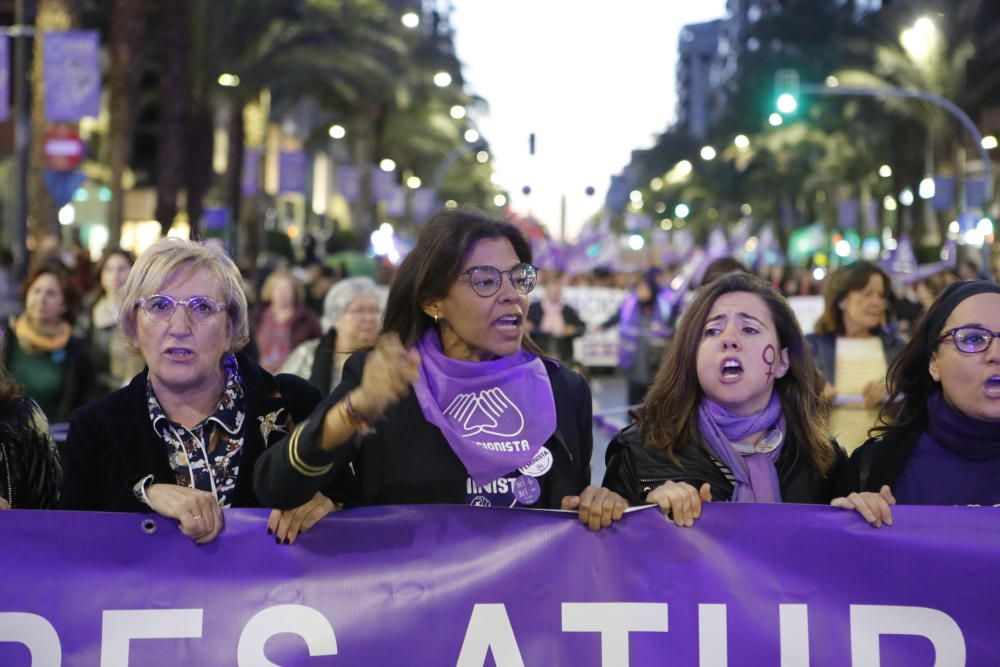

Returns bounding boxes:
[0,397,61,509]
[255,350,593,509]
[833,422,924,496]
[603,423,846,505]
[60,353,322,512]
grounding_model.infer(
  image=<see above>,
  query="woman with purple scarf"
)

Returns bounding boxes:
[604,273,855,526]
[256,208,627,531]
[602,269,673,406]
[833,280,1000,523]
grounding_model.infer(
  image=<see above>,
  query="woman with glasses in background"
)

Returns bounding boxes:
[61,238,343,545]
[256,208,626,530]
[834,280,1000,524]
[280,277,382,395]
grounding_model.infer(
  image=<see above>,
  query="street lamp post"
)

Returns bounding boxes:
[798,82,994,205]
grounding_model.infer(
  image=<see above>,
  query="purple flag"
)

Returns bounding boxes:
[933,176,956,212]
[278,150,309,194]
[386,184,406,217]
[2,504,998,665]
[240,148,260,197]
[966,178,987,208]
[43,30,101,121]
[372,168,395,202]
[837,199,859,229]
[0,35,9,122]
[411,188,436,222]
[338,165,360,202]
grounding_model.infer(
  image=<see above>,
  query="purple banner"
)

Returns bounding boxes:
[43,30,101,121]
[934,176,956,212]
[337,165,360,202]
[385,184,407,217]
[837,199,859,230]
[411,187,437,222]
[1,505,997,665]
[278,150,309,195]
[240,148,260,197]
[372,167,396,202]
[0,35,9,122]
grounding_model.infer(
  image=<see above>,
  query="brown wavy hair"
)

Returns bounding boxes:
[814,260,892,336]
[639,273,836,474]
[382,207,542,357]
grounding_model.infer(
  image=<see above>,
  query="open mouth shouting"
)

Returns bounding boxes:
[720,358,744,382]
[985,375,1000,398]
[493,313,523,336]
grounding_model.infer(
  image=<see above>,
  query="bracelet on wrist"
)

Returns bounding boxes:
[341,392,377,435]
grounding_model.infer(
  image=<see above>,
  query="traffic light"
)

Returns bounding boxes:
[774,69,800,115]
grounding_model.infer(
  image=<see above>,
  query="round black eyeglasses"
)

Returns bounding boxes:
[459,264,538,297]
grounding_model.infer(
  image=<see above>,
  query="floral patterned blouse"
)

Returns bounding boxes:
[146,354,247,507]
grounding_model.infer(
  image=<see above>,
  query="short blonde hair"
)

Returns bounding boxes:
[259,269,305,306]
[119,238,250,352]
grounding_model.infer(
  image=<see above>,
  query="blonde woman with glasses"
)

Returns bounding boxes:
[61,238,344,545]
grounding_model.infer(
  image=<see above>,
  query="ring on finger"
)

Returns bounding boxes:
[191,514,202,520]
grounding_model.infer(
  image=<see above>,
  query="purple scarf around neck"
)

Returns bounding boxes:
[411,329,557,485]
[925,392,1000,461]
[697,392,785,502]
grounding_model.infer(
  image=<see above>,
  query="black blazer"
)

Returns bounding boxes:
[60,353,322,512]
[255,350,594,509]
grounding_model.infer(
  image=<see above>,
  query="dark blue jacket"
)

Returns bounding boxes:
[805,330,906,386]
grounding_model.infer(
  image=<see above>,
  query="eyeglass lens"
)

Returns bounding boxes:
[141,295,221,323]
[952,327,997,353]
[468,265,537,297]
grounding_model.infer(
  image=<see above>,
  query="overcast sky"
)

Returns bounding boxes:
[450,1,728,240]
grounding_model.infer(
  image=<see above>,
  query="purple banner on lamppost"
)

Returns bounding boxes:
[43,30,101,121]
[410,187,436,222]
[0,35,9,121]
[241,148,260,197]
[338,165,360,202]
[278,150,309,195]
[372,167,395,202]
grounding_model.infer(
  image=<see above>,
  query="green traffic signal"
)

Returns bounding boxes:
[776,93,798,114]
[774,69,800,116]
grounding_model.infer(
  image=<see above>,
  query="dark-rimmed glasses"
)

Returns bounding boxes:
[459,264,538,297]
[937,326,1000,354]
[136,294,227,324]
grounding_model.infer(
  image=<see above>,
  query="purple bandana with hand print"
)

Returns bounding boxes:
[412,329,556,486]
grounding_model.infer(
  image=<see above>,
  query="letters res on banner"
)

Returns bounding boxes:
[1,504,997,666]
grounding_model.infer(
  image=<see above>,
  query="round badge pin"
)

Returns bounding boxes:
[518,446,553,478]
[512,475,542,505]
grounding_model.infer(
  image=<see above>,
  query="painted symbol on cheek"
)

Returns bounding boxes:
[762,344,776,381]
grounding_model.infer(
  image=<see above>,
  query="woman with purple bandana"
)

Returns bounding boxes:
[604,273,859,526]
[602,269,673,406]
[834,280,1000,524]
[256,208,626,530]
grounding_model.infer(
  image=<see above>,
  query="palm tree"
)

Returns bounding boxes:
[153,0,190,236]
[105,0,146,247]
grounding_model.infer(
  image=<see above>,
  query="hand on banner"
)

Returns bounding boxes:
[268,492,342,545]
[146,484,224,544]
[862,380,888,409]
[561,485,628,531]
[352,334,421,420]
[0,495,8,510]
[830,485,895,527]
[646,481,713,527]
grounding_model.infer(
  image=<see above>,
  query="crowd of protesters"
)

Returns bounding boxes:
[1,210,998,545]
